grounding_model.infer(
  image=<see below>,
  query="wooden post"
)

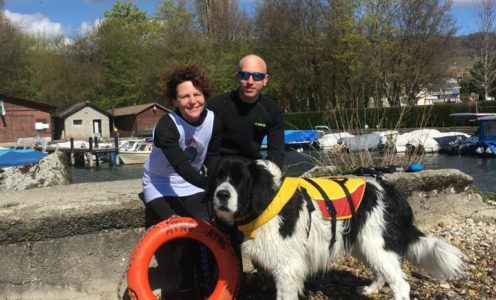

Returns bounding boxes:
[95,151,100,167]
[70,138,75,166]
[94,136,100,167]
[88,137,94,167]
[114,134,120,165]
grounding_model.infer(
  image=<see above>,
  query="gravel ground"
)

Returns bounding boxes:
[237,213,496,300]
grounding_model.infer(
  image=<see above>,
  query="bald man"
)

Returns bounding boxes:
[207,54,285,168]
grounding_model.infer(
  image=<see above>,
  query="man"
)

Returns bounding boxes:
[208,54,285,169]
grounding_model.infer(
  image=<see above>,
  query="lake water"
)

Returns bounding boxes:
[70,151,496,193]
[420,154,495,193]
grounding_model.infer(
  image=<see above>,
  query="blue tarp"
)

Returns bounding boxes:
[284,130,318,144]
[262,130,318,145]
[0,149,47,168]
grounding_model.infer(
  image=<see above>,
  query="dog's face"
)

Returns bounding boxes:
[209,157,281,224]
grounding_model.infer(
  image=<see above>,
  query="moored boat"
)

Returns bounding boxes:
[392,129,468,154]
[262,129,320,152]
[318,129,466,154]
[0,149,47,168]
[284,130,320,151]
[318,132,354,152]
[119,141,152,164]
[446,113,496,157]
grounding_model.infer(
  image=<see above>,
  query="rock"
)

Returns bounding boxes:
[385,169,473,197]
[440,282,451,289]
[0,151,71,191]
[442,290,464,300]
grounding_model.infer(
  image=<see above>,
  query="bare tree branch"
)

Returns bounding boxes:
[471,0,496,100]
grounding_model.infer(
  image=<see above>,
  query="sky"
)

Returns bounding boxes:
[2,0,489,38]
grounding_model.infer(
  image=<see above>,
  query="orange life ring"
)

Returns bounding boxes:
[127,216,239,300]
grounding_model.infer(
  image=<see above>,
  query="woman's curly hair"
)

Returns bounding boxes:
[164,65,213,104]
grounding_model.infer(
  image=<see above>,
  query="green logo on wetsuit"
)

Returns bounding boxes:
[254,122,266,128]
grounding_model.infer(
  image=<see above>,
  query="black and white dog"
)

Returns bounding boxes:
[208,156,464,300]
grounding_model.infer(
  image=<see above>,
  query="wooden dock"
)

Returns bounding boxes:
[45,137,120,167]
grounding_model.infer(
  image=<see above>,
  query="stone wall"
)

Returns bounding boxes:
[0,178,143,300]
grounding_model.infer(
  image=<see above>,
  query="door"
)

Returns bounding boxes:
[93,119,102,138]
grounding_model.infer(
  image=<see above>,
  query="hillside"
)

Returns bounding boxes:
[448,34,478,75]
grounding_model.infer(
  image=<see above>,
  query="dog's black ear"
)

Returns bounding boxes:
[248,161,278,212]
[249,161,278,189]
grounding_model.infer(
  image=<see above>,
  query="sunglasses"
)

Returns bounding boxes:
[237,71,266,81]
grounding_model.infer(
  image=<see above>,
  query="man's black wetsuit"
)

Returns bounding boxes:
[207,90,284,168]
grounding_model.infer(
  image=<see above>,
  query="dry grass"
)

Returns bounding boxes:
[297,105,434,176]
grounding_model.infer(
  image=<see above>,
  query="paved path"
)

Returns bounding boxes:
[1,178,142,207]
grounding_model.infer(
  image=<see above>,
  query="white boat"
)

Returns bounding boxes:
[342,133,383,152]
[119,141,152,164]
[318,129,467,154]
[314,125,330,138]
[318,130,393,152]
[118,139,144,151]
[392,129,468,153]
[318,132,354,151]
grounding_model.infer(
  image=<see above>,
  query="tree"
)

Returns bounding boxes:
[195,0,251,50]
[470,0,496,101]
[362,0,457,106]
[95,1,153,109]
[152,0,228,89]
[255,0,331,112]
[322,0,369,109]
[151,1,206,69]
[103,1,147,22]
[192,0,255,93]
[0,15,35,97]
[459,72,483,100]
[28,37,103,108]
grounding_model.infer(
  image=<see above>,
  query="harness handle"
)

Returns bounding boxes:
[303,178,338,248]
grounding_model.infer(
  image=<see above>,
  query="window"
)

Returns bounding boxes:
[0,100,5,116]
[35,119,49,131]
[483,121,496,137]
[73,119,83,125]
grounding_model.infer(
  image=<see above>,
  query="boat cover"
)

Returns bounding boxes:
[0,149,47,168]
[284,130,318,144]
[262,129,318,145]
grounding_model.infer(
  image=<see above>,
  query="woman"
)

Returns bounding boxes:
[142,65,221,299]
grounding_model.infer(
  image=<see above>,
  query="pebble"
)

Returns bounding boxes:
[440,282,451,289]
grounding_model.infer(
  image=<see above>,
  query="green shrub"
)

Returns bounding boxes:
[284,103,496,130]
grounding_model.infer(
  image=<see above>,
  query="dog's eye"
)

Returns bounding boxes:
[230,177,244,185]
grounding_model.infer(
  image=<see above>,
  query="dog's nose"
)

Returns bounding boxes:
[215,190,231,202]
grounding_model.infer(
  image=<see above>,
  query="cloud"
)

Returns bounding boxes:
[4,10,64,37]
[80,18,103,35]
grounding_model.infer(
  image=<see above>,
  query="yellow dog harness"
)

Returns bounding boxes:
[238,177,366,239]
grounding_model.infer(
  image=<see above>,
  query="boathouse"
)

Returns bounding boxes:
[53,102,112,140]
[111,102,170,137]
[0,93,56,144]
